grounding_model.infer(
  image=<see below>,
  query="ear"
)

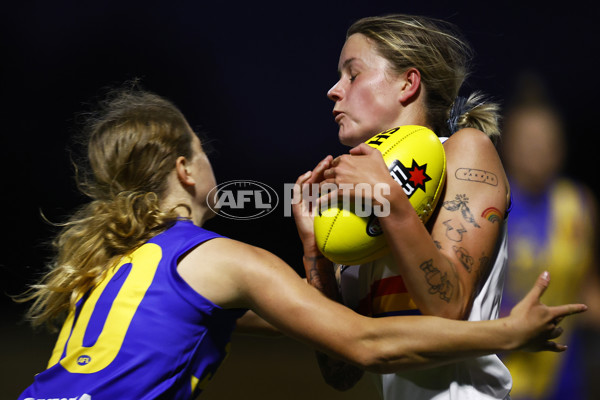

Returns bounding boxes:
[175,156,196,187]
[398,68,421,105]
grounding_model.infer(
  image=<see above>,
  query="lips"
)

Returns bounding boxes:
[333,110,344,124]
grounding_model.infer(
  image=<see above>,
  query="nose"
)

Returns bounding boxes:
[327,80,343,102]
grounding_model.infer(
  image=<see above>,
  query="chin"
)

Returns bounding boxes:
[338,129,363,147]
[338,124,378,147]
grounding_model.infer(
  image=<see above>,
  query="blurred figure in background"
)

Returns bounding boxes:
[500,72,600,400]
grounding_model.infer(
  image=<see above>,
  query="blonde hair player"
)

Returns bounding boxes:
[293,14,522,399]
[16,87,584,400]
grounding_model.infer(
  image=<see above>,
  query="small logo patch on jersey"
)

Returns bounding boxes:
[77,355,92,366]
[389,159,431,198]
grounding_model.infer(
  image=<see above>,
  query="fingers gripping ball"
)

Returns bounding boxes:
[314,125,446,265]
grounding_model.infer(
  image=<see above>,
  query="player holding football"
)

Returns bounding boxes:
[16,86,586,399]
[293,14,517,399]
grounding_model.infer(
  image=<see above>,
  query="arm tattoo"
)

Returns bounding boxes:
[315,351,364,391]
[419,259,454,302]
[477,255,491,283]
[304,255,340,302]
[443,194,481,228]
[455,168,498,186]
[443,219,467,242]
[479,255,490,270]
[451,246,490,283]
[452,246,474,273]
[481,207,503,224]
[305,257,364,391]
[305,255,325,286]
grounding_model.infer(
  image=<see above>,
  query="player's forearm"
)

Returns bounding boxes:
[303,253,363,390]
[379,186,468,319]
[299,251,489,373]
[303,254,340,302]
[315,351,365,391]
[361,314,514,373]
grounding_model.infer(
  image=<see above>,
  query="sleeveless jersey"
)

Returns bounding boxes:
[338,136,512,399]
[19,220,246,400]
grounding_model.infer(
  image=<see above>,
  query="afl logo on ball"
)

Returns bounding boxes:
[388,159,431,199]
[207,180,279,220]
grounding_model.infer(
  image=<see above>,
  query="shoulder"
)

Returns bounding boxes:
[443,128,496,156]
[178,236,283,308]
[152,220,225,248]
[185,236,279,272]
[443,128,504,175]
[441,128,509,204]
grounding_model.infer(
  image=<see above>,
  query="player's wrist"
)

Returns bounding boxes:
[371,176,400,208]
[380,180,409,208]
[301,240,323,258]
[303,253,326,261]
[378,184,420,224]
[494,317,520,352]
[302,253,333,272]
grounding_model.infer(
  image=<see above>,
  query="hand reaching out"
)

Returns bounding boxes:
[506,271,587,352]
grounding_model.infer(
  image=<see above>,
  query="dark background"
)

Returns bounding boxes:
[2,1,599,398]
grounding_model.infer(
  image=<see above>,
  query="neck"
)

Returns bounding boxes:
[161,170,213,227]
[162,196,213,227]
[394,96,429,131]
[160,190,208,229]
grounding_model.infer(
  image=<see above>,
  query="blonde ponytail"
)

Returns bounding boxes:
[21,192,180,330]
[448,92,501,142]
[17,88,194,330]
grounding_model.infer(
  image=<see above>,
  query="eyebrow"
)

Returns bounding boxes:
[338,57,357,75]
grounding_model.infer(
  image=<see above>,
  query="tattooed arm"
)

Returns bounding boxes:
[293,158,365,390]
[323,129,508,318]
[378,128,509,319]
[303,255,365,390]
[322,128,509,319]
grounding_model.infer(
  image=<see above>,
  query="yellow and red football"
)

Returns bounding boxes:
[314,125,446,265]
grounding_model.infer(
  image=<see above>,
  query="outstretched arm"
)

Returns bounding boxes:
[181,237,586,374]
